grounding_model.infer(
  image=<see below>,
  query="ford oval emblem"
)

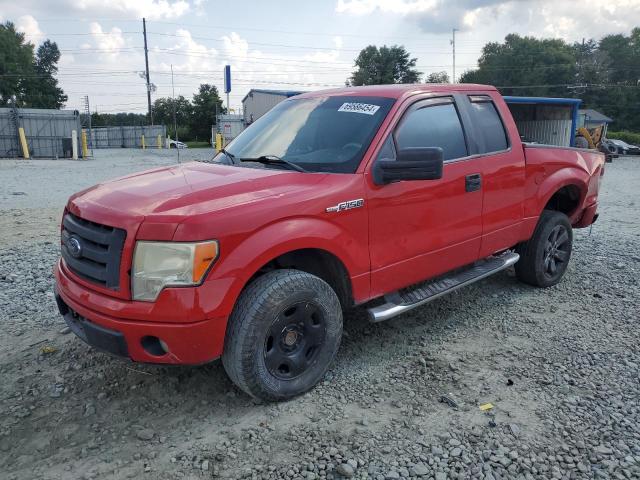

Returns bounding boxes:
[67,236,82,258]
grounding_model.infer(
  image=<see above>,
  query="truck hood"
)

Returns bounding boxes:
[69,161,326,219]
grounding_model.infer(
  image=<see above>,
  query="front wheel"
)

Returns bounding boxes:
[515,210,573,287]
[222,269,343,401]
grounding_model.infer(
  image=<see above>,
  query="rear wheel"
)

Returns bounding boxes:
[515,210,573,287]
[222,269,342,401]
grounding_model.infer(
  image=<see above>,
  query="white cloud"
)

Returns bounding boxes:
[336,0,437,15]
[222,32,249,61]
[16,15,44,45]
[1,0,192,22]
[335,0,640,37]
[89,22,126,56]
[73,0,190,20]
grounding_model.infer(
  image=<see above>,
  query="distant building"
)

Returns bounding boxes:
[579,109,614,129]
[214,114,244,145]
[242,89,303,125]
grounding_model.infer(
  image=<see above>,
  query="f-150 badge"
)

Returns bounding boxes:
[326,198,364,213]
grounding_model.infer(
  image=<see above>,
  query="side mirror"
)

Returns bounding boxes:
[374,147,444,185]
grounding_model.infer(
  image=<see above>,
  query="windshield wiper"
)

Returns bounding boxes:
[239,155,307,173]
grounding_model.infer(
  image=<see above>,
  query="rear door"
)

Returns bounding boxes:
[366,96,484,298]
[463,93,525,256]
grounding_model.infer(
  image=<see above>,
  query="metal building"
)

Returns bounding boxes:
[90,125,166,149]
[214,114,244,145]
[578,109,613,130]
[504,97,581,147]
[241,89,303,125]
[0,107,83,158]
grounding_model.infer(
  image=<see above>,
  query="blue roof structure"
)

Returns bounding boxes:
[503,96,582,106]
[504,96,582,147]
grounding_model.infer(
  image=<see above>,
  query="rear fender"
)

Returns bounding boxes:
[528,166,589,221]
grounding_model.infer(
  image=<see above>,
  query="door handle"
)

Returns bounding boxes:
[465,173,482,192]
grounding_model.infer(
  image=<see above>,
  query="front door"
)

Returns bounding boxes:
[366,96,484,298]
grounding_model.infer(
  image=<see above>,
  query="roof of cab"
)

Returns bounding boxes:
[294,83,496,100]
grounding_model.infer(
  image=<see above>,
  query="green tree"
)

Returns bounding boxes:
[0,22,66,108]
[350,45,422,85]
[425,71,450,83]
[24,40,67,108]
[89,112,147,127]
[189,84,225,142]
[584,29,640,132]
[0,22,34,106]
[459,34,577,98]
[153,95,192,139]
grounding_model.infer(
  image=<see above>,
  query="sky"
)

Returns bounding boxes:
[1,0,640,115]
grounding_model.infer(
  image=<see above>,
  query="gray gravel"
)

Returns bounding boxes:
[1,151,639,479]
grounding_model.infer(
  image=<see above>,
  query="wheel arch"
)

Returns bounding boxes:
[543,184,582,217]
[534,168,589,222]
[246,248,354,309]
[207,217,367,319]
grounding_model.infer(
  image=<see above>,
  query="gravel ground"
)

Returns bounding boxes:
[0,150,638,480]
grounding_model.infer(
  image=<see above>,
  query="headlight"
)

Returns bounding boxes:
[132,240,219,301]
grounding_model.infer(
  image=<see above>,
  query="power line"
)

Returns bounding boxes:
[148,31,481,55]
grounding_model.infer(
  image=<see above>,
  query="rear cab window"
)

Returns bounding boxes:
[467,95,510,154]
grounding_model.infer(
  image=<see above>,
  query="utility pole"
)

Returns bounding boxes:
[171,64,177,142]
[143,18,153,125]
[451,28,458,83]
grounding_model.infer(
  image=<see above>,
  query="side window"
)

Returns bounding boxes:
[394,103,468,161]
[468,96,509,153]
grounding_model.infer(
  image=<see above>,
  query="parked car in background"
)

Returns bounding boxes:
[606,139,640,155]
[168,139,188,149]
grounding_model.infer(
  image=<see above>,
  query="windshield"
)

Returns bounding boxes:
[214,95,395,173]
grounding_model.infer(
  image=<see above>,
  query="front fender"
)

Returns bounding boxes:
[201,216,369,318]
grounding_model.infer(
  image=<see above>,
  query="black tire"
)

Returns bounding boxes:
[515,210,573,287]
[222,269,343,401]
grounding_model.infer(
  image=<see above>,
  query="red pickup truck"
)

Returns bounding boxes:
[54,84,604,401]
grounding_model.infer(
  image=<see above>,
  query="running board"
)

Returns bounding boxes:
[367,252,520,323]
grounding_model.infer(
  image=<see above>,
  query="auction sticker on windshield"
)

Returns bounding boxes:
[338,102,380,115]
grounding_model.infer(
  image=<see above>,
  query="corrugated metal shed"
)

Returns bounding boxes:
[504,97,581,147]
[0,107,82,158]
[215,114,244,143]
[579,108,613,129]
[90,125,166,148]
[242,89,303,124]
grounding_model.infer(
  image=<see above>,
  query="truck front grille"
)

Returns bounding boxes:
[61,212,126,290]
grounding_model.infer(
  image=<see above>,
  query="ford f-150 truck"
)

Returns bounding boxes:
[54,84,604,401]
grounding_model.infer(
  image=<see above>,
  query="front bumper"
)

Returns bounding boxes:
[54,261,227,364]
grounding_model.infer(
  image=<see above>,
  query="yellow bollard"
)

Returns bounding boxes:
[157,134,162,149]
[18,127,29,159]
[141,134,146,150]
[215,133,223,152]
[81,130,89,158]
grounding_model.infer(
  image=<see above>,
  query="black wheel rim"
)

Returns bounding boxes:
[263,302,327,380]
[543,224,570,277]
